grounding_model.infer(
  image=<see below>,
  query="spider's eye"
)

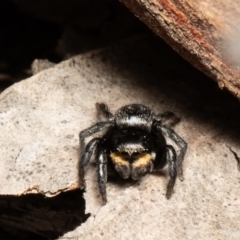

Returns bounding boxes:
[120,151,129,157]
[132,152,141,158]
[120,151,142,160]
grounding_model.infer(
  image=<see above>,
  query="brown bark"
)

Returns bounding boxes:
[120,0,240,98]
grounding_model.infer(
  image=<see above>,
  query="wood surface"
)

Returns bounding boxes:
[120,0,240,98]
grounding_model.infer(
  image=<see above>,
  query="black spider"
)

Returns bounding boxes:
[79,103,187,205]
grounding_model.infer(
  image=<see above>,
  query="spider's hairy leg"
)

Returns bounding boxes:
[79,122,114,153]
[159,125,187,181]
[166,145,177,199]
[155,111,180,127]
[79,138,101,187]
[97,148,108,205]
[96,103,114,120]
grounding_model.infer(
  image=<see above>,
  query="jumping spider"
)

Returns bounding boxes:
[79,103,187,205]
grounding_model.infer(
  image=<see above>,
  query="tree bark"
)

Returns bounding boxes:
[120,0,240,99]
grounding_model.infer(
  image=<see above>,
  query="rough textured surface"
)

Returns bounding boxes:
[1,35,240,239]
[120,0,240,99]
[31,59,56,75]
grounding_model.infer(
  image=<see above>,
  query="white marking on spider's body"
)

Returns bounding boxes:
[169,150,173,159]
[117,143,145,155]
[117,116,152,130]
[99,164,103,177]
[128,116,145,125]
[149,161,154,172]
[167,148,174,167]
[151,152,156,160]
[99,153,105,178]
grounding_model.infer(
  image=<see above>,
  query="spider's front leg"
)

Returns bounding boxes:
[79,121,114,187]
[96,103,114,120]
[158,125,187,180]
[155,111,181,127]
[80,122,114,153]
[96,146,108,205]
[79,138,101,187]
[166,145,177,199]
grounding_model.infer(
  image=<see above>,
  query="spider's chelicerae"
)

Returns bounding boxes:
[79,103,187,205]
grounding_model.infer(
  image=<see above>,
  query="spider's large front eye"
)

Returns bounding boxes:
[131,152,142,159]
[120,151,143,161]
[120,151,129,157]
[119,151,133,160]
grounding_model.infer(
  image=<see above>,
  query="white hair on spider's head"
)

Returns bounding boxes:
[117,143,146,156]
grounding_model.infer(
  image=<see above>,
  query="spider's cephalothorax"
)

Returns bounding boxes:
[79,103,187,205]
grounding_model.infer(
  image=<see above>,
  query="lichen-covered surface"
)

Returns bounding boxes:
[120,0,240,99]
[0,35,240,239]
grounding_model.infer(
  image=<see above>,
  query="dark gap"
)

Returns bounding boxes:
[0,0,62,85]
[0,189,90,240]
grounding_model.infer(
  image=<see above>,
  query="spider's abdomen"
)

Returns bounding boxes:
[115,104,153,131]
